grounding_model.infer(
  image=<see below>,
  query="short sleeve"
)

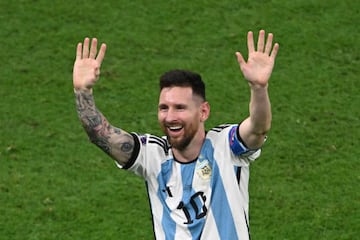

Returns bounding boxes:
[228,125,262,161]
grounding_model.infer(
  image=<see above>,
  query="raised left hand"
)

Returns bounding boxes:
[236,30,279,87]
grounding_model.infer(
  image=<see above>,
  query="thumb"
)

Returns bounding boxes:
[235,52,246,66]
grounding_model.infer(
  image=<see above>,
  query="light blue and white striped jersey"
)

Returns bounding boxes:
[119,124,261,240]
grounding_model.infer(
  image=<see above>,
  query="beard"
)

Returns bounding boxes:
[167,133,193,151]
[162,123,198,151]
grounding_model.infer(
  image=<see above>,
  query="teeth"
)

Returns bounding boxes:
[169,126,182,130]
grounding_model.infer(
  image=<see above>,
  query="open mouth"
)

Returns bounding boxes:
[167,125,183,132]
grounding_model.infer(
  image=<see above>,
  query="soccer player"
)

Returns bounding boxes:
[73,30,279,239]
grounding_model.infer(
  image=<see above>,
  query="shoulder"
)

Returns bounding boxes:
[207,124,236,140]
[133,133,170,155]
[207,124,260,157]
[205,124,236,150]
[121,133,171,174]
[208,124,233,133]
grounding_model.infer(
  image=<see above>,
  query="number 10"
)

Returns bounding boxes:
[177,191,207,224]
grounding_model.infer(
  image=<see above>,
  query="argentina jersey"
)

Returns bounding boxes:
[118,124,262,240]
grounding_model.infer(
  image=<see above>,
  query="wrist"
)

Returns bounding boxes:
[248,82,269,90]
[73,87,93,94]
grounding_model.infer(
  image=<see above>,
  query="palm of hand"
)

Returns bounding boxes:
[72,38,106,90]
[236,30,279,87]
[73,59,100,90]
[241,52,275,86]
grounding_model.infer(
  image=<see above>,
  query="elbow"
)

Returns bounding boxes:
[248,125,271,149]
[88,134,112,155]
[250,133,268,150]
[254,120,271,136]
[82,123,112,155]
[263,122,271,135]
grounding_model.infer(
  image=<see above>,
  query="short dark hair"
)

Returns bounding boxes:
[159,69,206,101]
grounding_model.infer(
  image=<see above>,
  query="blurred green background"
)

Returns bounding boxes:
[0,0,359,239]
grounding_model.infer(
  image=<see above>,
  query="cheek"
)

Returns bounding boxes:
[185,113,201,127]
[158,117,164,127]
[158,111,164,122]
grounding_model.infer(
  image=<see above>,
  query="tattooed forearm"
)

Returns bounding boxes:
[74,89,135,165]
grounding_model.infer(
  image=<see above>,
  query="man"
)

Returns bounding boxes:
[73,30,279,239]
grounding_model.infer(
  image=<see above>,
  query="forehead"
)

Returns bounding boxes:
[159,87,194,104]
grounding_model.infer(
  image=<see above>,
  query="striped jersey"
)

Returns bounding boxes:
[118,124,262,240]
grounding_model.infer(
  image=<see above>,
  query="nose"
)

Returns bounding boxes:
[164,108,178,122]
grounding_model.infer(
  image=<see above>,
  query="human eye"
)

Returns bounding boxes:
[175,104,187,111]
[158,104,168,112]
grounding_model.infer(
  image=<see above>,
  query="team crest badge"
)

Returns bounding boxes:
[196,159,212,180]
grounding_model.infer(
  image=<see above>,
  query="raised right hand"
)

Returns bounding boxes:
[73,38,107,90]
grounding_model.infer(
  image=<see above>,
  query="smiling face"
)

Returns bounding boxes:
[158,86,209,151]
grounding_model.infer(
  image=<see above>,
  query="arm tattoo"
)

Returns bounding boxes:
[75,90,134,165]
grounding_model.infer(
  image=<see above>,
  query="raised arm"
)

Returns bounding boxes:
[235,30,279,149]
[73,38,135,166]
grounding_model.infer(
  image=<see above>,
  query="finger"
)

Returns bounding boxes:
[247,31,255,54]
[96,43,107,65]
[264,33,273,55]
[257,30,265,52]
[83,37,90,58]
[89,38,98,59]
[270,43,280,59]
[76,42,82,60]
[235,52,246,67]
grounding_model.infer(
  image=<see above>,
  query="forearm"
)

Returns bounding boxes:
[248,84,272,135]
[239,84,272,149]
[74,89,135,165]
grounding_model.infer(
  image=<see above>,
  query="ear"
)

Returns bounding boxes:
[200,101,210,122]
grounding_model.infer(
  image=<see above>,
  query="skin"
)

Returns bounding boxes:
[73,30,279,165]
[73,38,135,166]
[236,30,279,149]
[158,87,210,162]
